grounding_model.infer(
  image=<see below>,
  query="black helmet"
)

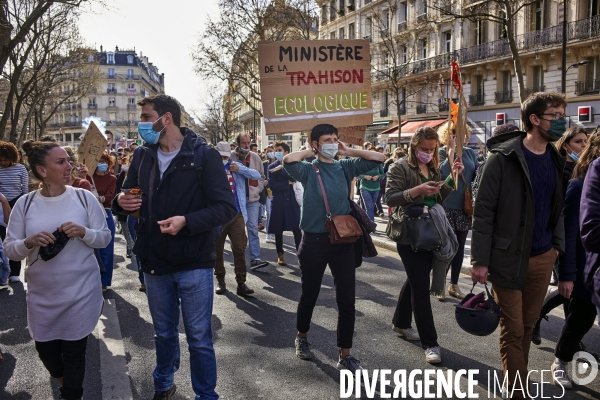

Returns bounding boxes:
[455,283,500,336]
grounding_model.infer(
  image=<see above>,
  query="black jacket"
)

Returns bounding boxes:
[471,131,565,290]
[112,129,237,275]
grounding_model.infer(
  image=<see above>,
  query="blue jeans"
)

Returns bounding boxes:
[99,210,116,286]
[246,201,261,260]
[258,203,265,225]
[144,268,218,399]
[127,216,144,284]
[265,196,272,232]
[361,189,379,222]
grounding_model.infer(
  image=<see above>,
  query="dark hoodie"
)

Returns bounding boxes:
[471,131,565,290]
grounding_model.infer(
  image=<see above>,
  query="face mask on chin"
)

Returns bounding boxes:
[238,147,249,156]
[566,144,580,162]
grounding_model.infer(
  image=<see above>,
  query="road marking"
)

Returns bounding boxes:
[95,299,134,400]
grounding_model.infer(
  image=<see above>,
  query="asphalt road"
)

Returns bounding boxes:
[1,229,599,399]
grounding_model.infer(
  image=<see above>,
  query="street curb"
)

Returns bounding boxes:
[371,236,473,276]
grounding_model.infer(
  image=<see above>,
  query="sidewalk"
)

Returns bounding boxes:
[363,197,474,276]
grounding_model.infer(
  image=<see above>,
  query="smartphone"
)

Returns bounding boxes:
[435,181,446,187]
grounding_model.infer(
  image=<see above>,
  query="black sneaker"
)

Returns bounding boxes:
[153,384,176,400]
[337,354,363,372]
[295,336,312,360]
[531,318,542,345]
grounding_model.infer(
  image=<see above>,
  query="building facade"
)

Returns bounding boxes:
[318,0,600,148]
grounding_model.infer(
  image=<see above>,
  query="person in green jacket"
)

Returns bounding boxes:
[358,159,384,222]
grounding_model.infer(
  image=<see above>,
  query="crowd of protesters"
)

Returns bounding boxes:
[1,92,600,400]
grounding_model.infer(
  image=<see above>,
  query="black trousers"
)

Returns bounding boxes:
[296,232,356,349]
[35,336,88,399]
[555,296,598,362]
[392,244,439,349]
[540,288,569,319]
[0,225,21,277]
[447,230,469,285]
[275,229,302,254]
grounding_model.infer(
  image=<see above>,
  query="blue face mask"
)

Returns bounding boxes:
[137,115,165,144]
[566,145,580,162]
[267,152,274,159]
[97,163,108,173]
[275,152,284,161]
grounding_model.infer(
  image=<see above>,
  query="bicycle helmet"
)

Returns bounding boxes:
[455,283,500,336]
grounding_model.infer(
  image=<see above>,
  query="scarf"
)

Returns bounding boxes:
[429,204,458,296]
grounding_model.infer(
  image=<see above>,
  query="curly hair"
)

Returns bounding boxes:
[572,131,600,180]
[98,152,115,170]
[0,141,19,165]
[437,120,471,147]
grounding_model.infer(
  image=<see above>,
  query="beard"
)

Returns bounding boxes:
[538,126,559,143]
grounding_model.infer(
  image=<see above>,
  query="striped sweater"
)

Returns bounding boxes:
[0,164,29,201]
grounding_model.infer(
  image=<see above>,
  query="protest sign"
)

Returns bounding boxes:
[338,125,367,146]
[258,39,373,134]
[77,121,107,173]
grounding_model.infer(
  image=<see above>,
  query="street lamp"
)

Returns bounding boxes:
[562,60,591,93]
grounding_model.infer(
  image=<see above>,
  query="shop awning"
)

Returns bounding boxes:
[379,119,448,139]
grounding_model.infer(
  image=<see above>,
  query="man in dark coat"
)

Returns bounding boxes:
[471,92,566,398]
[267,142,301,266]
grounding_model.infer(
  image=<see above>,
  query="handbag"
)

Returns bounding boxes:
[407,207,442,252]
[460,173,474,217]
[312,164,362,244]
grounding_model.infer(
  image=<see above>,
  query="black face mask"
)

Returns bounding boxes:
[38,230,70,262]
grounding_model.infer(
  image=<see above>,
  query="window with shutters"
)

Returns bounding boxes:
[397,2,407,32]
[443,31,452,53]
[530,1,544,31]
[349,23,355,39]
[365,17,372,39]
[531,66,544,93]
[474,20,486,45]
[339,27,345,39]
[330,31,336,39]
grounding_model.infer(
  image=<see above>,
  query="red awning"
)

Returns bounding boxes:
[379,119,447,139]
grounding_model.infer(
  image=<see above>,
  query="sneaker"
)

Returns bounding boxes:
[531,317,543,345]
[126,249,132,258]
[392,326,420,341]
[9,276,20,283]
[0,281,8,289]
[337,354,363,372]
[551,360,572,389]
[258,223,265,231]
[295,336,312,360]
[266,234,275,243]
[425,346,442,364]
[152,384,176,400]
[102,286,108,292]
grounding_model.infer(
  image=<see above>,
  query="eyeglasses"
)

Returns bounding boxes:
[540,112,566,120]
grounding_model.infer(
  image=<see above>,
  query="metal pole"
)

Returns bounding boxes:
[561,0,567,93]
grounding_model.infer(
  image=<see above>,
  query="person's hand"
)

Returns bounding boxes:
[471,265,488,284]
[452,158,464,174]
[416,181,441,196]
[157,216,187,235]
[270,165,284,173]
[229,163,240,172]
[26,231,56,248]
[79,159,89,179]
[372,175,379,181]
[289,181,294,185]
[364,175,372,180]
[59,222,86,239]
[117,193,142,211]
[336,141,350,156]
[558,281,574,299]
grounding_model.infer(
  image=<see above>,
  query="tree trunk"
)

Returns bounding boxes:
[504,4,526,103]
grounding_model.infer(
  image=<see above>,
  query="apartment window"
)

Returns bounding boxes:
[584,56,600,90]
[401,46,407,64]
[128,83,134,89]
[108,68,114,78]
[470,75,485,106]
[128,98,136,105]
[127,55,134,64]
[108,83,115,91]
[590,0,600,17]
[127,69,134,78]
[474,19,485,45]
[107,53,114,64]
[365,17,372,38]
[444,31,452,53]
[397,2,407,31]
[382,10,389,29]
[349,23,355,39]
[109,112,116,122]
[88,55,94,62]
[382,90,389,112]
[420,39,427,59]
[330,31,336,39]
[416,0,427,21]
[383,52,389,68]
[339,27,345,39]
[400,88,407,115]
[109,98,116,107]
[321,5,328,24]
[90,97,96,105]
[128,113,135,121]
[330,1,336,21]
[531,1,544,31]
[502,71,512,92]
[531,66,544,91]
[339,0,345,16]
[476,76,484,96]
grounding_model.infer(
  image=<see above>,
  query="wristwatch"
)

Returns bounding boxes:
[24,238,33,249]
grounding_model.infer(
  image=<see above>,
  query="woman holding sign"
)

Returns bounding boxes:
[283,124,384,372]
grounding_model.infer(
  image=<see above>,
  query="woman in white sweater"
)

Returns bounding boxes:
[3,141,110,400]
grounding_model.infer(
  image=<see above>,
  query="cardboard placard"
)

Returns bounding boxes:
[338,125,367,146]
[258,39,373,135]
[77,121,107,173]
[454,91,468,158]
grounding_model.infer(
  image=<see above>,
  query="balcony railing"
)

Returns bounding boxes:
[397,21,407,32]
[416,104,427,114]
[127,104,137,110]
[468,93,485,106]
[88,103,97,109]
[379,109,389,118]
[524,86,545,97]
[107,88,117,94]
[575,80,600,95]
[495,90,513,103]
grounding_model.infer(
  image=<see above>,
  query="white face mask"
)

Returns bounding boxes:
[121,165,129,172]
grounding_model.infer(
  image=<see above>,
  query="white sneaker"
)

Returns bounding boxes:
[425,346,442,364]
[9,276,20,283]
[551,360,573,389]
[392,325,420,341]
[266,234,275,243]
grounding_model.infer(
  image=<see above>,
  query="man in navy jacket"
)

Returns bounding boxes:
[114,94,236,400]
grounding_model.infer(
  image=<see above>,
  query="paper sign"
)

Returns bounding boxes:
[454,91,468,158]
[338,125,367,146]
[258,39,373,134]
[77,121,107,173]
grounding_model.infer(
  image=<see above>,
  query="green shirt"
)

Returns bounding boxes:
[284,158,382,233]
[358,164,385,192]
[420,173,455,208]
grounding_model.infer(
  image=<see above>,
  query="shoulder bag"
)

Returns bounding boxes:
[460,173,473,217]
[407,206,442,252]
[312,164,362,244]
